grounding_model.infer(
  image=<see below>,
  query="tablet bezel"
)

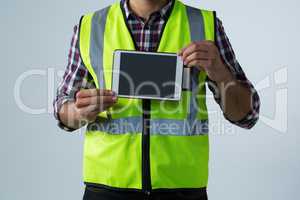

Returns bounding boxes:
[112,50,183,101]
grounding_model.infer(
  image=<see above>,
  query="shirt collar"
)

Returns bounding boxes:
[122,0,173,20]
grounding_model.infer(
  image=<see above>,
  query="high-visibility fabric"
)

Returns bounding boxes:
[79,0,215,190]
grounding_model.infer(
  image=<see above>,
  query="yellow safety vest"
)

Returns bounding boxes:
[79,0,215,192]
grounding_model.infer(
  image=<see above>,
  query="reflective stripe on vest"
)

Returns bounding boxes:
[90,6,110,90]
[88,116,208,136]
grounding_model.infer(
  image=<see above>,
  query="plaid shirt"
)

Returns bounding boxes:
[54,0,260,130]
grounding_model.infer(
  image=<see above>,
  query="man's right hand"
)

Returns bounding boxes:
[58,89,117,130]
[75,89,117,122]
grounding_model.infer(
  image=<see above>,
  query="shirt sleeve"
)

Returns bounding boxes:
[207,18,260,129]
[53,25,95,132]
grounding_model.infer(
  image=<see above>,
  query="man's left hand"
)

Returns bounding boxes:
[179,41,233,83]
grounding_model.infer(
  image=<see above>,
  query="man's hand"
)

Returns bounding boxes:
[179,40,233,83]
[58,89,117,130]
[75,89,117,122]
[179,41,253,123]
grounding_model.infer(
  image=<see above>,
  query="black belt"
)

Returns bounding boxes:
[84,184,207,200]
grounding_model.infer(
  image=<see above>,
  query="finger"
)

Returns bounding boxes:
[78,96,117,108]
[179,40,214,56]
[202,40,216,46]
[77,102,112,116]
[85,110,101,121]
[186,59,211,69]
[91,102,116,113]
[181,43,209,62]
[76,95,117,108]
[85,102,115,121]
[96,96,117,107]
[76,104,98,116]
[76,89,114,99]
[183,51,210,65]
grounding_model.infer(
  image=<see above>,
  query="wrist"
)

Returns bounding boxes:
[216,64,235,85]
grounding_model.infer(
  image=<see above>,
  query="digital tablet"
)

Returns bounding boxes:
[112,50,184,101]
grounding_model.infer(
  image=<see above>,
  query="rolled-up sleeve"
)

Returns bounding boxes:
[207,18,260,129]
[53,25,95,131]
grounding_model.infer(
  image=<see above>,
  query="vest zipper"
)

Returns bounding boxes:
[119,1,176,195]
[142,99,151,194]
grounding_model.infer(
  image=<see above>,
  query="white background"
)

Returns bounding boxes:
[1,0,299,199]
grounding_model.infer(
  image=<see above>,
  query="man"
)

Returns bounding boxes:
[54,0,260,199]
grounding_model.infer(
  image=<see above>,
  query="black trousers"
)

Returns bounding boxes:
[83,186,208,200]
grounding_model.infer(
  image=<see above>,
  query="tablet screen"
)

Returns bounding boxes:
[118,52,178,99]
